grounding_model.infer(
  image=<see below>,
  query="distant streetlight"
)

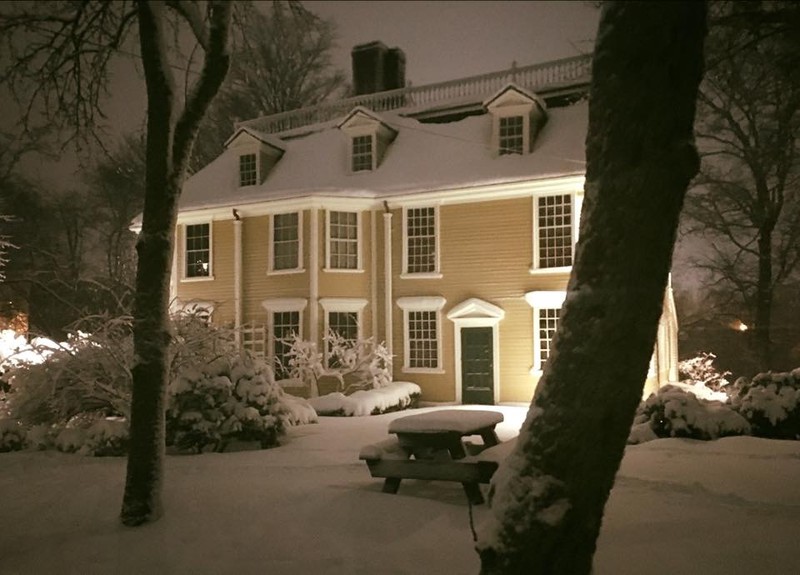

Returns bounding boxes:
[733,320,749,332]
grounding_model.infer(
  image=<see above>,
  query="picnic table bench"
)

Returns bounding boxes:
[359,409,511,504]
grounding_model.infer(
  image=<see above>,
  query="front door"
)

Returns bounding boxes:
[461,327,494,404]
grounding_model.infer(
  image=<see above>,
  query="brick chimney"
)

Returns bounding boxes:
[352,41,406,95]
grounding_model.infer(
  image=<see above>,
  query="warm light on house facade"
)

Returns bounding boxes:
[169,43,679,404]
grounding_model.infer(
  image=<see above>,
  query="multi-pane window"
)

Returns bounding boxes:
[405,207,437,274]
[241,323,267,359]
[537,194,573,268]
[327,311,359,367]
[328,211,359,269]
[408,310,439,369]
[499,115,524,155]
[185,223,210,278]
[239,153,257,186]
[272,212,300,271]
[537,308,560,368]
[351,135,373,172]
[272,311,300,379]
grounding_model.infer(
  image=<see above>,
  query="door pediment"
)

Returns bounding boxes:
[447,298,505,321]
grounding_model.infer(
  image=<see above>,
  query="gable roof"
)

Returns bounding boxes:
[180,100,588,214]
[223,126,286,151]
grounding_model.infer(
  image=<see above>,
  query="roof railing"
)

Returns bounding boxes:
[237,53,592,135]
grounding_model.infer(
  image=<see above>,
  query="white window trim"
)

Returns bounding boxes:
[181,222,214,282]
[238,151,259,187]
[324,210,363,272]
[268,211,304,275]
[350,132,376,173]
[530,193,583,275]
[497,113,527,155]
[320,298,368,366]
[401,205,442,279]
[262,298,307,360]
[493,104,532,156]
[397,296,446,374]
[525,290,566,375]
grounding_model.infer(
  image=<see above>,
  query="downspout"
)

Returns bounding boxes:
[309,208,319,346]
[371,209,379,339]
[383,203,393,355]
[233,209,243,346]
[169,226,178,313]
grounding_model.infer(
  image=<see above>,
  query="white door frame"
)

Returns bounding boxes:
[447,298,505,404]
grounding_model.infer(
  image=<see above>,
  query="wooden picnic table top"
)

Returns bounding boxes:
[388,409,504,435]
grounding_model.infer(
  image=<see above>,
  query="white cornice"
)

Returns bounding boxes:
[384,174,585,208]
[174,174,585,223]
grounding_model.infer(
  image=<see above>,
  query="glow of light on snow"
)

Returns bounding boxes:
[2,406,800,573]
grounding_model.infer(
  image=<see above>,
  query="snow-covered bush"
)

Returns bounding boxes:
[632,385,750,442]
[166,353,306,453]
[308,381,421,416]
[1,317,134,425]
[280,330,392,397]
[674,352,732,401]
[734,369,800,439]
[0,418,26,452]
[679,352,731,392]
[80,418,129,456]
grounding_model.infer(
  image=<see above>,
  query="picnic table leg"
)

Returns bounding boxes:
[383,477,402,494]
[462,482,485,505]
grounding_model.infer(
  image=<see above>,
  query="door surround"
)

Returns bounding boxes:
[447,298,505,404]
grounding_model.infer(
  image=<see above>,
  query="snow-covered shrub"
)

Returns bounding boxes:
[679,352,731,391]
[0,418,26,452]
[734,369,800,439]
[280,330,392,397]
[632,384,750,441]
[26,424,54,450]
[167,353,299,453]
[80,418,129,456]
[675,352,732,401]
[2,317,134,425]
[167,364,234,452]
[54,427,87,453]
[308,381,421,417]
[273,393,318,426]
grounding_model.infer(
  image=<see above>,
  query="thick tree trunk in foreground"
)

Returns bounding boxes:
[121,1,232,527]
[476,2,706,573]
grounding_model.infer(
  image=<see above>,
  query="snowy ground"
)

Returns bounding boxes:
[1,405,799,574]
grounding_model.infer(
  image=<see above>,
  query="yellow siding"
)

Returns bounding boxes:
[176,220,236,325]
[390,197,571,404]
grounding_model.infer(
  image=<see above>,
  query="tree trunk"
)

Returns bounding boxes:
[476,2,706,573]
[121,1,232,527]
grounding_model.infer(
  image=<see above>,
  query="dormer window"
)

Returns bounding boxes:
[239,153,257,186]
[499,116,524,155]
[338,107,397,174]
[484,84,547,157]
[224,126,285,187]
[351,135,373,172]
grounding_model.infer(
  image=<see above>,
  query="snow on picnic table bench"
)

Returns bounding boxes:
[387,409,504,435]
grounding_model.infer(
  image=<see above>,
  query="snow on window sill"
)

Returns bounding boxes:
[323,268,364,274]
[402,367,445,375]
[400,272,443,280]
[528,266,571,276]
[267,268,305,276]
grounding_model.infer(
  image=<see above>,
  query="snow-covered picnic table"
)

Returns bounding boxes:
[359,409,505,504]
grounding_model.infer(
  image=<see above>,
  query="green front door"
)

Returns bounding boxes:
[461,327,494,404]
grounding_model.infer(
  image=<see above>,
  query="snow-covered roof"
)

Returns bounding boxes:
[179,100,588,214]
[223,126,285,151]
